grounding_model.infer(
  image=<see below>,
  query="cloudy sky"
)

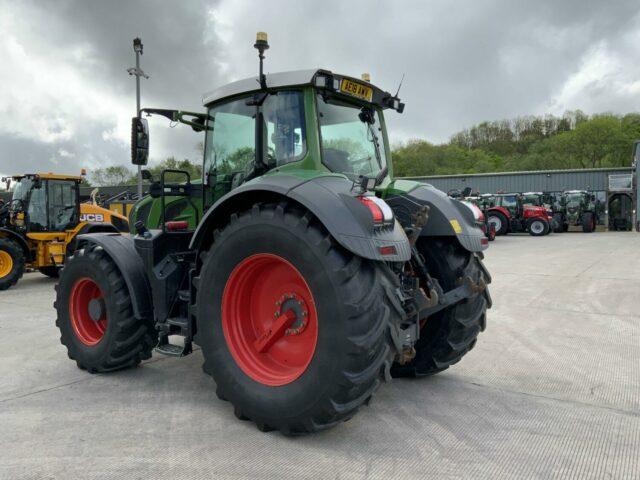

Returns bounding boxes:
[1,0,639,180]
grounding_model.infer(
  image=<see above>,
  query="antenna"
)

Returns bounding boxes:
[254,32,269,90]
[394,73,405,98]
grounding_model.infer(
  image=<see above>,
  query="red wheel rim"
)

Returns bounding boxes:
[69,278,107,346]
[222,253,318,386]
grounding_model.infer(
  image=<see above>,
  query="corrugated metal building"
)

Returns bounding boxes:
[402,167,634,194]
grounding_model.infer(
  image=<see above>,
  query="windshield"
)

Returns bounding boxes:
[522,195,541,206]
[316,94,387,178]
[565,193,584,206]
[12,178,33,202]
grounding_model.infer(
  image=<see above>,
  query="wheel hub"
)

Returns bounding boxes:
[69,278,107,346]
[88,298,106,322]
[0,250,13,278]
[221,253,319,386]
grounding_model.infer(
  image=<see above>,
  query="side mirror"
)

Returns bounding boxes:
[141,169,154,181]
[462,187,472,197]
[131,117,149,166]
[33,178,42,189]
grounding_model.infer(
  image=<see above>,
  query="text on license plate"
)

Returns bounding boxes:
[340,79,373,102]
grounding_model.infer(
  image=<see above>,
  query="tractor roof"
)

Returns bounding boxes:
[202,68,403,112]
[12,173,83,182]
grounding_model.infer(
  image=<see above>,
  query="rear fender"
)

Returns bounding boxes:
[66,222,120,256]
[488,206,511,220]
[0,227,31,261]
[74,233,153,320]
[189,174,411,262]
[385,184,488,252]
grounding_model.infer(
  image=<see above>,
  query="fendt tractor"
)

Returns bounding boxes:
[553,190,598,233]
[483,193,552,236]
[54,34,492,435]
[0,173,129,290]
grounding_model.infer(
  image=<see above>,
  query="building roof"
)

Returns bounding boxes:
[202,69,321,105]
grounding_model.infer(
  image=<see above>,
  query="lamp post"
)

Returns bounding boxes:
[127,37,149,198]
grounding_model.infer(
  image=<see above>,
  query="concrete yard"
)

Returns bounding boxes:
[1,232,639,479]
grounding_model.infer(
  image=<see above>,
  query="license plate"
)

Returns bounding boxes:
[340,79,373,102]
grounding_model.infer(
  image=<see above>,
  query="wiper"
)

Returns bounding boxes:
[366,123,383,171]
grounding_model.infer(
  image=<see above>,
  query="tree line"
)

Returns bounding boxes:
[86,110,640,186]
[393,111,640,177]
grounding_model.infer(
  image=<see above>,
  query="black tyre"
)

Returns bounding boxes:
[54,244,157,372]
[195,202,396,434]
[391,238,489,378]
[487,211,508,235]
[582,212,595,233]
[552,213,564,233]
[527,218,549,236]
[39,266,60,278]
[0,237,25,291]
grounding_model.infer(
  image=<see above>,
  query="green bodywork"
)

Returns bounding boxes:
[130,83,417,231]
[559,191,596,225]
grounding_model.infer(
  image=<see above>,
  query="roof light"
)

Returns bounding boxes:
[361,73,371,82]
[255,32,269,49]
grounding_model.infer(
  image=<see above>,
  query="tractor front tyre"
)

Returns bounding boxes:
[0,237,25,291]
[487,212,508,236]
[391,238,489,378]
[39,266,60,278]
[195,202,395,435]
[54,245,157,372]
[527,218,550,236]
[582,212,595,233]
[552,214,564,233]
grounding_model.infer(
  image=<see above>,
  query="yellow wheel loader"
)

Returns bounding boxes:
[0,173,129,290]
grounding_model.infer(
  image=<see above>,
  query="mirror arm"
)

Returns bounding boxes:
[139,108,213,131]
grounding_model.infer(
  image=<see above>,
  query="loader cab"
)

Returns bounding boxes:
[9,174,80,233]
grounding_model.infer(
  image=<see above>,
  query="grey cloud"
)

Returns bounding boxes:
[1,0,639,178]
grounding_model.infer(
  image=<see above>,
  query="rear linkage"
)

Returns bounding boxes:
[384,201,491,367]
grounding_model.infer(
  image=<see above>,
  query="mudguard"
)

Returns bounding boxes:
[0,227,31,260]
[189,174,411,262]
[66,222,120,255]
[386,183,488,252]
[74,233,153,320]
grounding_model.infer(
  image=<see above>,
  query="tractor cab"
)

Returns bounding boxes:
[2,174,80,233]
[130,62,405,230]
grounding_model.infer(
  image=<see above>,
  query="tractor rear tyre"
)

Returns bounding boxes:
[39,266,60,278]
[54,244,157,372]
[487,211,508,236]
[391,238,489,378]
[0,237,25,291]
[195,202,395,434]
[582,212,595,233]
[527,218,549,236]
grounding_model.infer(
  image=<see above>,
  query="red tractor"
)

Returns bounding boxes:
[481,193,552,236]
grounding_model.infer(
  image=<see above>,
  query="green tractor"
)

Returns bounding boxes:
[54,34,491,434]
[554,190,598,233]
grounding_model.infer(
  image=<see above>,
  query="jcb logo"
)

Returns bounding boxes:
[80,213,104,222]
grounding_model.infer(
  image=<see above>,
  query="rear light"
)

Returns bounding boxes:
[165,220,189,231]
[462,201,484,222]
[357,195,394,227]
[481,237,489,247]
[378,245,397,256]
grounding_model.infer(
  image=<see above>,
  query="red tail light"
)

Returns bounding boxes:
[357,195,394,227]
[165,220,189,231]
[357,196,384,223]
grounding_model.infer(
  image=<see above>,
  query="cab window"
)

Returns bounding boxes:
[48,180,78,231]
[262,91,306,167]
[27,184,47,231]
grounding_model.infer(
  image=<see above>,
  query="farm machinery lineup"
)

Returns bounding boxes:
[479,193,553,236]
[0,173,129,290]
[51,34,492,434]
